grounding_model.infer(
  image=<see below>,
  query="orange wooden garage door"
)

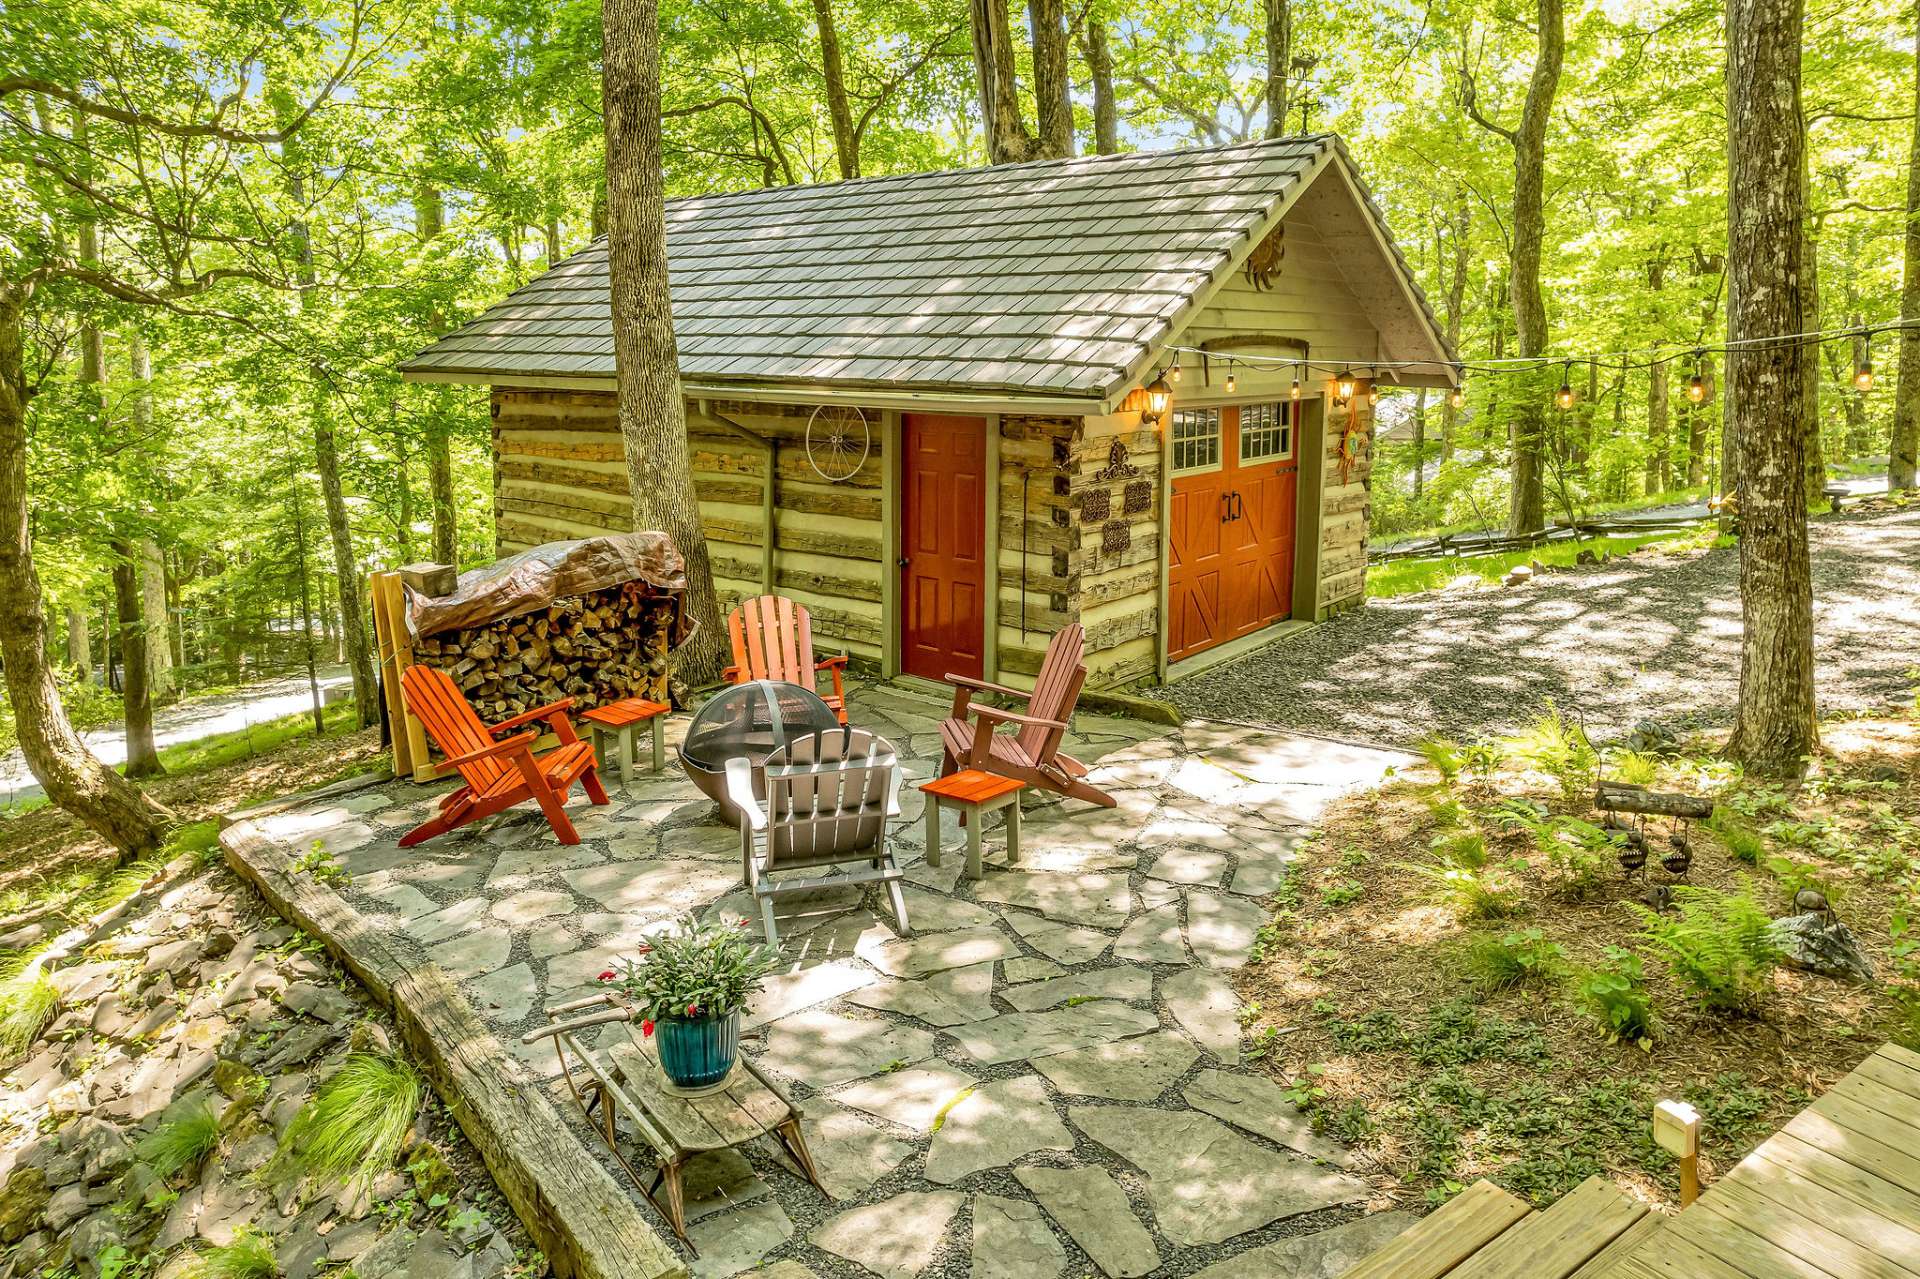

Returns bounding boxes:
[1167,402,1299,662]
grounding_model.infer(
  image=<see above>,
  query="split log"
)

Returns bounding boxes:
[399,562,458,597]
[1593,782,1713,820]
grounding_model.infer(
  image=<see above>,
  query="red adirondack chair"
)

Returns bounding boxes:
[721,595,849,724]
[398,665,610,847]
[938,624,1114,810]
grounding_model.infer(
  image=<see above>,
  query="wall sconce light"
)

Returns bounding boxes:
[1143,374,1172,425]
[1333,371,1355,407]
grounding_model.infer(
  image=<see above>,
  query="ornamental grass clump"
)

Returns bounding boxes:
[600,914,781,1032]
[134,1096,220,1182]
[188,1226,280,1279]
[0,970,57,1061]
[269,1051,423,1189]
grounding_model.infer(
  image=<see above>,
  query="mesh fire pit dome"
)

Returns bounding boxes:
[679,680,841,823]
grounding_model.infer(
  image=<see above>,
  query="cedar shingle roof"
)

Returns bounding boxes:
[399,134,1447,401]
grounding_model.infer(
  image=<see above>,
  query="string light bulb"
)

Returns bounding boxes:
[1555,361,1575,411]
[1290,377,1301,401]
[1449,366,1465,410]
[1855,334,1874,393]
[1170,362,1182,385]
[1366,384,1379,408]
[1225,363,1236,394]
[1685,350,1707,404]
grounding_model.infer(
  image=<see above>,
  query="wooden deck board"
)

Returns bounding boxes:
[1565,1211,1666,1279]
[1451,1176,1647,1279]
[1340,1179,1533,1279]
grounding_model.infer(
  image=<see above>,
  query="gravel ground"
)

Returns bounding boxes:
[1168,506,1920,747]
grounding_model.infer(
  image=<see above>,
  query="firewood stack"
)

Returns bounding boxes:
[411,584,675,719]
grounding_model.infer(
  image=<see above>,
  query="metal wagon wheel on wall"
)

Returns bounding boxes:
[805,404,871,483]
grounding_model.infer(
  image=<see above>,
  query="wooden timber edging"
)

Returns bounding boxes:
[219,820,688,1279]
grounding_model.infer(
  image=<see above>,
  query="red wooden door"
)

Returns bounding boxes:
[1166,402,1299,661]
[900,413,988,681]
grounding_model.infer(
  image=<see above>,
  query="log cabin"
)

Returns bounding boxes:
[399,135,1458,691]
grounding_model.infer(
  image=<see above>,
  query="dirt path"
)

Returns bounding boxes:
[1168,507,1920,746]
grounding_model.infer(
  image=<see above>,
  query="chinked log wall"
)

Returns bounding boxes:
[1320,400,1373,615]
[493,389,1062,681]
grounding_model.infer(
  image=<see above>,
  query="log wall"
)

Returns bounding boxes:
[1319,393,1375,615]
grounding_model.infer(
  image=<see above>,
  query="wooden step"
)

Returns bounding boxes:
[1340,1180,1534,1279]
[1449,1176,1649,1279]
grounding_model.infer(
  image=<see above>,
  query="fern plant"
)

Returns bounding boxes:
[1633,884,1781,1016]
[1415,736,1465,783]
[1505,702,1599,804]
[1460,929,1566,991]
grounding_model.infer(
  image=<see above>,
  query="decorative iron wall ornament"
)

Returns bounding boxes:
[1123,479,1152,516]
[1101,520,1130,556]
[1080,487,1111,523]
[1094,437,1139,482]
[1242,222,1286,291]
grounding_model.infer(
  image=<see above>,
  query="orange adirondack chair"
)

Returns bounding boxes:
[398,665,610,848]
[938,624,1114,810]
[722,595,849,724]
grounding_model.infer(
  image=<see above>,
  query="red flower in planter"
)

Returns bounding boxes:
[635,942,652,954]
[641,1019,654,1037]
[686,1003,699,1017]
[597,970,616,983]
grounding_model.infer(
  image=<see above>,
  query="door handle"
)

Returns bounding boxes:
[1219,493,1231,524]
[897,557,910,568]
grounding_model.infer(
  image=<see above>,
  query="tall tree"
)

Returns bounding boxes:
[1893,0,1920,490]
[1077,10,1119,155]
[1262,0,1291,139]
[969,0,1073,163]
[415,183,460,564]
[813,0,859,179]
[1646,358,1670,494]
[1461,0,1565,537]
[1726,0,1816,776]
[601,0,727,683]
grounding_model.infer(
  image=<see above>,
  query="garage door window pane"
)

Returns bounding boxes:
[1239,402,1294,463]
[1172,408,1221,473]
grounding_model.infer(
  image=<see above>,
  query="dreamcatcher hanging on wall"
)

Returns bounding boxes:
[805,404,871,482]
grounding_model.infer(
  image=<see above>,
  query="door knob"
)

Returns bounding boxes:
[897,557,910,568]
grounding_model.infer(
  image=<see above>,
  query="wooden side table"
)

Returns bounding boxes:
[580,698,670,782]
[528,993,825,1254]
[920,769,1025,879]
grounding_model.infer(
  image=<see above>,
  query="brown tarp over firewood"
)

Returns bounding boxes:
[403,531,692,642]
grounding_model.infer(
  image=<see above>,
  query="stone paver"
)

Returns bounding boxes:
[1014,1165,1159,1278]
[1031,1033,1200,1102]
[1161,967,1242,1064]
[948,1002,1159,1066]
[1183,1068,1355,1166]
[256,676,1407,1278]
[1072,1107,1367,1245]
[833,1065,977,1133]
[811,1191,964,1279]
[923,1075,1073,1184]
[1186,1212,1416,1279]
[971,1193,1067,1279]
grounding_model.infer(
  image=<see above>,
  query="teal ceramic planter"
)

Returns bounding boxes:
[655,1009,741,1091]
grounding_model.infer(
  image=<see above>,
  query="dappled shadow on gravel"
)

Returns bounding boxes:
[1167,509,1920,746]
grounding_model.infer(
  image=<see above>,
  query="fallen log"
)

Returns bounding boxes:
[1593,781,1713,820]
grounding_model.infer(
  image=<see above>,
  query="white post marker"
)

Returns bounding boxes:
[1653,1099,1702,1206]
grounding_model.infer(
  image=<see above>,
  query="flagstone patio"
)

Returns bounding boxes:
[249,680,1415,1278]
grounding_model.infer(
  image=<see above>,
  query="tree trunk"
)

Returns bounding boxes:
[0,289,170,854]
[396,454,416,562]
[1843,322,1870,457]
[129,332,174,700]
[1078,14,1119,155]
[1262,0,1291,139]
[1029,0,1073,158]
[1725,0,1815,777]
[1411,388,1426,499]
[1504,0,1564,538]
[65,603,90,677]
[1688,355,1712,485]
[313,406,378,726]
[1892,0,1920,489]
[1440,190,1469,462]
[111,537,163,778]
[969,0,1038,164]
[1646,358,1669,495]
[415,186,461,566]
[813,0,860,178]
[601,0,727,685]
[1801,223,1825,507]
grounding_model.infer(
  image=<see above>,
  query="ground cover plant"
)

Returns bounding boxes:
[1240,703,1920,1209]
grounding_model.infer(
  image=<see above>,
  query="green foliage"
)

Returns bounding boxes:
[1606,751,1661,786]
[271,1053,424,1189]
[1537,816,1625,900]
[1708,808,1767,864]
[1319,879,1365,908]
[188,1227,280,1279]
[1576,947,1659,1048]
[0,970,57,1060]
[1459,929,1566,991]
[1414,736,1465,782]
[1365,532,1693,599]
[1634,885,1781,1015]
[603,914,781,1023]
[292,845,350,886]
[1504,704,1600,805]
[133,1096,220,1182]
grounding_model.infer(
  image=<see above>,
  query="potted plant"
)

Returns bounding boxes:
[599,915,780,1095]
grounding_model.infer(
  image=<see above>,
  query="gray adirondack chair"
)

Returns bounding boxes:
[725,727,909,946]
